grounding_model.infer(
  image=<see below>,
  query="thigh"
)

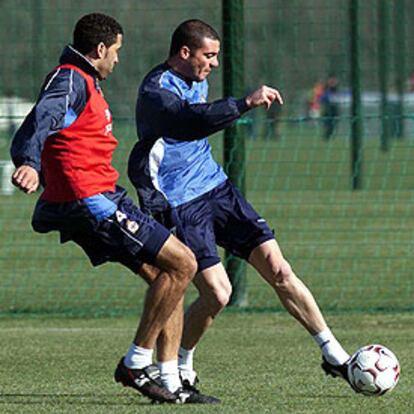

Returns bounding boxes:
[248,239,293,286]
[214,181,275,260]
[152,232,196,274]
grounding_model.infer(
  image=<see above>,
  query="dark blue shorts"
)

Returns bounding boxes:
[155,180,274,271]
[32,186,170,273]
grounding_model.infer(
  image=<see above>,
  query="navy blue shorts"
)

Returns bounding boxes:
[155,180,274,271]
[32,186,170,273]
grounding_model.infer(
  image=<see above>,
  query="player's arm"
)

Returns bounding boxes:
[138,85,282,141]
[138,89,247,140]
[10,69,87,193]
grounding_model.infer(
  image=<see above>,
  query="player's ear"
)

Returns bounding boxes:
[96,42,107,59]
[179,45,191,60]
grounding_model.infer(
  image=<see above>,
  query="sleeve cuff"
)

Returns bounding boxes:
[15,159,41,172]
[236,97,250,115]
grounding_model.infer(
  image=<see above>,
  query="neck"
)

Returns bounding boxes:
[84,53,103,80]
[166,56,184,75]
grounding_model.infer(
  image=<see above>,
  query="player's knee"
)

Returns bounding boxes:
[269,259,294,291]
[213,286,232,310]
[203,283,232,313]
[177,246,197,283]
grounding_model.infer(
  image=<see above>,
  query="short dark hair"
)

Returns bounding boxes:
[169,19,220,57]
[73,13,123,55]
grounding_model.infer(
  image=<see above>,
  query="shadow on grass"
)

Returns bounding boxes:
[286,393,354,399]
[0,392,157,407]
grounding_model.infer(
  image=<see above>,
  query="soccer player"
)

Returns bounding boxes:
[10,13,216,404]
[128,19,352,396]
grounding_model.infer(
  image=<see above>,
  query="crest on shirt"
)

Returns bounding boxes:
[105,108,111,121]
[126,220,139,234]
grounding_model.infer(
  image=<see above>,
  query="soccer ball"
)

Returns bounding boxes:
[347,344,400,396]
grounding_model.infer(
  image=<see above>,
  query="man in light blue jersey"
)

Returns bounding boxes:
[128,19,353,398]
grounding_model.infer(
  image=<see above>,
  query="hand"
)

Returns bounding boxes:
[245,85,283,109]
[11,165,40,194]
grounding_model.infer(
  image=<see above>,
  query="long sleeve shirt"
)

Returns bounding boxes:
[128,63,249,214]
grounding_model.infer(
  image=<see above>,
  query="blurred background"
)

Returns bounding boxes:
[0,0,413,316]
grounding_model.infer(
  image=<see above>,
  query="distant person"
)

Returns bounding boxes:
[307,80,324,119]
[128,19,354,399]
[320,75,340,140]
[9,13,211,405]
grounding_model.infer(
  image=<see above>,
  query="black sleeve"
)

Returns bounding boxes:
[10,68,87,170]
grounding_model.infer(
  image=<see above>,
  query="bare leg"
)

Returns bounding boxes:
[133,235,196,349]
[138,263,184,362]
[248,239,327,335]
[156,297,184,362]
[181,263,232,350]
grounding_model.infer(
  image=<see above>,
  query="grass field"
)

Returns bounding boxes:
[0,121,413,412]
[0,312,413,413]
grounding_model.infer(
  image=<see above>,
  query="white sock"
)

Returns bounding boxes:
[178,346,195,371]
[124,344,153,369]
[178,346,197,384]
[313,328,350,365]
[158,360,181,393]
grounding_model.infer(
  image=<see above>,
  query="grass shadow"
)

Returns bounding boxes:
[0,392,156,407]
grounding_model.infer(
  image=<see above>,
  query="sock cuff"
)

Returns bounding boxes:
[313,328,334,347]
[130,344,154,356]
[124,344,154,369]
[179,346,195,358]
[158,359,179,374]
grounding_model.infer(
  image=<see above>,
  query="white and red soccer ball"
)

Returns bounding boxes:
[347,344,400,396]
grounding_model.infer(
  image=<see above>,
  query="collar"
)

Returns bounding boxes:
[164,61,194,88]
[59,45,100,78]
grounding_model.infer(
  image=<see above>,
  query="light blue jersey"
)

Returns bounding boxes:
[129,63,248,214]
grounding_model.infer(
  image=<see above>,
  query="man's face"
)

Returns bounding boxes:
[185,37,220,82]
[95,34,122,80]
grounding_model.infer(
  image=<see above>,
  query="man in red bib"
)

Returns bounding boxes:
[10,13,216,404]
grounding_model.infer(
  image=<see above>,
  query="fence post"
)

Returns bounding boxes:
[350,0,363,190]
[394,0,406,139]
[378,0,391,151]
[222,0,247,306]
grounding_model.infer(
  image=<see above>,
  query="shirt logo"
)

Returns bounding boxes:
[104,108,112,135]
[126,220,139,234]
[104,123,113,136]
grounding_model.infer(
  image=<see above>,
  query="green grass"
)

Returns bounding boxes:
[0,312,413,413]
[0,120,413,412]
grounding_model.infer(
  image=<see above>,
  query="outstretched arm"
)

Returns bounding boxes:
[137,85,283,141]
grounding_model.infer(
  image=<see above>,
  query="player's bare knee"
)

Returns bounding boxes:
[269,260,294,292]
[175,245,197,284]
[212,287,232,310]
[202,284,232,313]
